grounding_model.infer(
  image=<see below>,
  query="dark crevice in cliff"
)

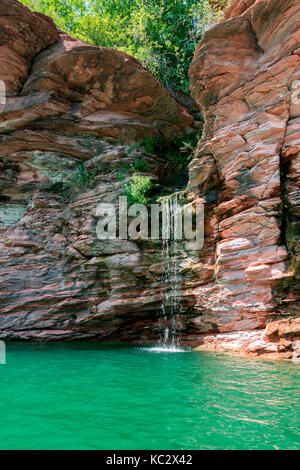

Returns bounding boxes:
[279,159,291,251]
[277,156,300,317]
[278,82,291,251]
[19,38,59,99]
[277,98,299,315]
[210,152,222,188]
[281,161,298,242]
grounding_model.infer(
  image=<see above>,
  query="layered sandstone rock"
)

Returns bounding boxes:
[0,7,193,140]
[0,0,299,360]
[189,0,300,359]
[0,1,194,341]
[0,0,58,95]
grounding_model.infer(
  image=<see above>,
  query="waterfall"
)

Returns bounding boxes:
[158,193,182,347]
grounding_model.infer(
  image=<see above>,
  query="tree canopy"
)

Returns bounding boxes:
[20,0,228,93]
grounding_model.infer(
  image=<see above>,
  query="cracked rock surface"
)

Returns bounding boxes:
[189,0,300,359]
[0,0,299,359]
[0,0,194,342]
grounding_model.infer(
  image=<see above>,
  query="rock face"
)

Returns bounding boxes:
[0,6,192,140]
[0,0,58,95]
[0,0,299,360]
[189,0,300,359]
[0,0,195,343]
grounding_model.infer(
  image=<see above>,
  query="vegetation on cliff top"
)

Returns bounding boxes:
[20,0,228,93]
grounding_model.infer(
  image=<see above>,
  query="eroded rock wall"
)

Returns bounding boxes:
[0,1,194,341]
[0,0,299,360]
[188,0,300,359]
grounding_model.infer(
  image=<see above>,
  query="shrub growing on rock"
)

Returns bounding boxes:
[123,174,152,205]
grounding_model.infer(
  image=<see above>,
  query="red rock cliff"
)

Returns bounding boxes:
[189,0,300,358]
[0,0,299,360]
[0,0,194,342]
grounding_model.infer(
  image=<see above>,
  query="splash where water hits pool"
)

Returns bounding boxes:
[0,342,299,450]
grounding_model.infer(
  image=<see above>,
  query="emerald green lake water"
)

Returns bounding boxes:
[0,342,299,450]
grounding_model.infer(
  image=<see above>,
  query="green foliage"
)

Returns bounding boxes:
[133,158,148,172]
[140,133,199,165]
[139,138,156,154]
[123,173,152,205]
[115,170,126,181]
[20,0,227,93]
[112,158,148,181]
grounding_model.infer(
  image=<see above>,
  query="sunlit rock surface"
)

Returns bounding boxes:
[0,0,299,360]
[0,0,194,342]
[189,0,300,359]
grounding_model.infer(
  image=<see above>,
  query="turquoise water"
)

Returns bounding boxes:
[0,342,299,450]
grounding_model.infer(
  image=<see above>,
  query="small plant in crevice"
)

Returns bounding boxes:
[112,157,149,182]
[61,162,96,201]
[140,138,157,154]
[132,133,200,167]
[116,171,126,181]
[167,133,200,166]
[124,132,201,197]
[122,173,152,205]
[133,158,148,172]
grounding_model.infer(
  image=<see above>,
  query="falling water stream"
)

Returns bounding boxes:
[158,193,182,349]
